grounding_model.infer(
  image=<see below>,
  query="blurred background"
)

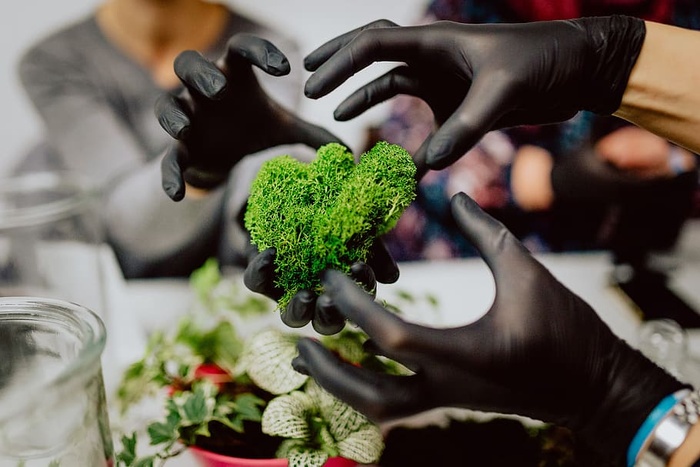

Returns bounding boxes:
[0,0,430,178]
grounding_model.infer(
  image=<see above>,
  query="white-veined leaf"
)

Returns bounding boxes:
[336,425,384,464]
[241,330,307,394]
[288,447,329,467]
[261,392,314,439]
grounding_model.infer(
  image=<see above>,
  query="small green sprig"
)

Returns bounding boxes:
[115,381,265,467]
[114,261,434,467]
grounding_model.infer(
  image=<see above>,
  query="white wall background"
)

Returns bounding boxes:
[0,0,430,177]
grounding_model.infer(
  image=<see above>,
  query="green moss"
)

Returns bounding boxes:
[244,141,416,309]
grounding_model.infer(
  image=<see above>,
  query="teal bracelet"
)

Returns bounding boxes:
[627,390,690,467]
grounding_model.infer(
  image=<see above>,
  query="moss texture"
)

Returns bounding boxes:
[244,141,416,309]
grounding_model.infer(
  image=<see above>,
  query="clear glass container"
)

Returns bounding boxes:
[0,171,106,315]
[0,297,113,466]
[638,318,700,387]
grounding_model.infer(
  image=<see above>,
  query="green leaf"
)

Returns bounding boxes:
[181,386,211,424]
[190,257,222,305]
[242,330,307,395]
[287,448,329,467]
[336,425,384,464]
[217,415,244,433]
[133,456,155,467]
[321,329,366,364]
[194,423,211,437]
[232,393,265,421]
[261,392,314,439]
[116,433,138,465]
[147,421,178,446]
[325,399,370,440]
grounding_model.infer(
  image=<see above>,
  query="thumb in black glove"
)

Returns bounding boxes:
[303,16,646,177]
[292,192,685,462]
[157,33,343,201]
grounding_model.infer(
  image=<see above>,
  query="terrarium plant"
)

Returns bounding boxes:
[113,259,404,467]
[244,141,416,309]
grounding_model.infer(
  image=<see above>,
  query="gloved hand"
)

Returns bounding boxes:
[292,192,686,462]
[157,33,342,201]
[303,16,646,176]
[243,239,399,335]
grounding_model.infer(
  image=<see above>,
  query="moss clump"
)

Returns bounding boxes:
[244,141,416,309]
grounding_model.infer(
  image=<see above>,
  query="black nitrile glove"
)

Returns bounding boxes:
[304,16,646,176]
[243,240,399,335]
[157,33,342,201]
[292,192,686,463]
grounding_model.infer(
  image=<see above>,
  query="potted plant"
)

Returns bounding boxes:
[113,259,404,467]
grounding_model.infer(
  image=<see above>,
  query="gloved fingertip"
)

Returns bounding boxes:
[384,267,400,285]
[283,290,315,328]
[425,141,453,170]
[163,182,185,202]
[304,79,320,99]
[302,56,315,72]
[312,319,345,336]
[319,269,343,289]
[313,296,346,335]
[174,124,189,140]
[333,107,349,122]
[291,356,310,375]
[350,262,377,296]
[266,50,290,75]
[203,73,227,99]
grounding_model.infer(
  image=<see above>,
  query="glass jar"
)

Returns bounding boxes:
[637,318,700,387]
[0,297,113,466]
[0,171,106,315]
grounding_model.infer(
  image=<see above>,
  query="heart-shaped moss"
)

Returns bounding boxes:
[244,141,416,310]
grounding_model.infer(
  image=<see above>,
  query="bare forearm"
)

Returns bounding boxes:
[615,21,700,154]
[668,422,700,467]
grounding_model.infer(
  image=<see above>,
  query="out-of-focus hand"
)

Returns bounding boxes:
[243,240,399,335]
[292,192,685,462]
[595,126,695,178]
[157,33,342,201]
[303,16,646,176]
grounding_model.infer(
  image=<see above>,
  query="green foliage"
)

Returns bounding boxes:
[114,260,402,467]
[320,327,410,376]
[245,141,416,309]
[262,381,384,466]
[190,258,274,318]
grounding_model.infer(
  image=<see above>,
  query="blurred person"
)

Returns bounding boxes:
[16,0,338,278]
[364,0,699,263]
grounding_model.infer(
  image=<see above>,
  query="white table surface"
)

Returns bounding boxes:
[102,220,700,465]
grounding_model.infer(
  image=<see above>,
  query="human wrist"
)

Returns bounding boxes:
[627,389,690,466]
[632,389,700,467]
[615,22,700,154]
[573,342,686,463]
[668,420,700,467]
[183,182,213,199]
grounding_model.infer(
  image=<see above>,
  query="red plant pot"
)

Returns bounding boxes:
[189,446,357,467]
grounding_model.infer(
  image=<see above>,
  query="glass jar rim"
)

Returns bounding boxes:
[0,171,98,231]
[0,296,106,421]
